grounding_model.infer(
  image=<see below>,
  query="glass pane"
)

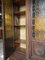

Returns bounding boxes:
[32,0,45,40]
[4,0,14,59]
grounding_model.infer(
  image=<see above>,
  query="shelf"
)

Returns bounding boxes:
[14,11,26,16]
[14,25,26,27]
[15,39,26,44]
[15,40,20,43]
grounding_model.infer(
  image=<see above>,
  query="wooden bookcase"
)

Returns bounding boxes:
[0,0,31,59]
[2,0,45,60]
[9,0,45,60]
[9,0,30,60]
[0,0,33,60]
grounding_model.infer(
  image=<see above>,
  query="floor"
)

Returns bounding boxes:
[9,48,26,60]
[0,39,4,60]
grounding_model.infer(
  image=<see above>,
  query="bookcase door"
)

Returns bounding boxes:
[31,0,45,60]
[4,0,14,59]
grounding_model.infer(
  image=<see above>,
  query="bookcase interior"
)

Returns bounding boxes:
[13,0,26,53]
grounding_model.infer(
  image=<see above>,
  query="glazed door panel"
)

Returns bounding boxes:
[31,0,45,60]
[4,0,14,59]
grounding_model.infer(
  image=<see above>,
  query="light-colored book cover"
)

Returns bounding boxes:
[20,6,26,12]
[20,15,26,25]
[20,27,26,40]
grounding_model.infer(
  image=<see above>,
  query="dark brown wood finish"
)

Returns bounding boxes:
[26,0,32,59]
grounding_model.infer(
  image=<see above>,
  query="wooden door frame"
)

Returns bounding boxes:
[26,0,32,60]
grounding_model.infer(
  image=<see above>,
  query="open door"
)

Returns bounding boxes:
[31,0,45,60]
[4,0,14,59]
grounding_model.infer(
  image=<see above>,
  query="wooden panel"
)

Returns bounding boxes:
[4,0,14,59]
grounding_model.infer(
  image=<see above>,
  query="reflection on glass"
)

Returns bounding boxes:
[32,0,45,39]
[5,0,13,38]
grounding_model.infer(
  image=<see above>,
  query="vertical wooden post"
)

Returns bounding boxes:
[26,0,32,60]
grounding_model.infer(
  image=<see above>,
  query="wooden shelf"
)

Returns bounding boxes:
[15,39,26,44]
[14,25,26,27]
[15,40,20,43]
[14,11,26,16]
